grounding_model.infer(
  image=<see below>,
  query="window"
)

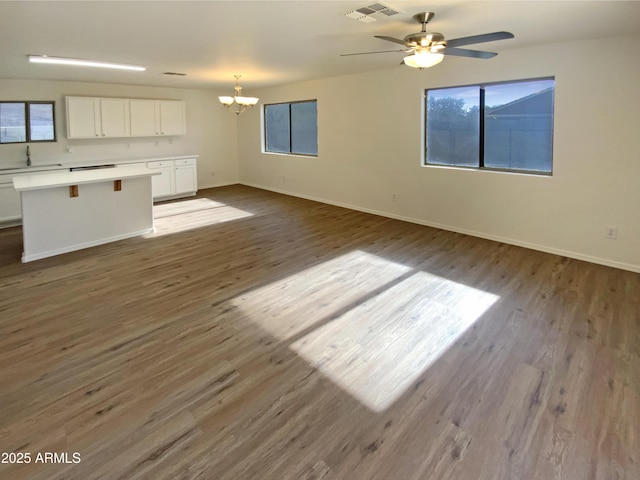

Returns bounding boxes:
[425,78,554,174]
[264,100,317,156]
[0,101,56,144]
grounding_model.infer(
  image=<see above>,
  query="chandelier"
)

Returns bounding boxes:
[218,75,259,115]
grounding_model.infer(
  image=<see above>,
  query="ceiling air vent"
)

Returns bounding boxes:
[162,72,187,76]
[344,2,402,23]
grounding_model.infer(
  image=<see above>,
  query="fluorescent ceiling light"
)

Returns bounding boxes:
[28,55,146,71]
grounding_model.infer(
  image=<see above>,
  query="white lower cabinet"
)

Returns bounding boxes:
[146,157,197,200]
[0,182,21,222]
[148,160,176,199]
[175,158,197,194]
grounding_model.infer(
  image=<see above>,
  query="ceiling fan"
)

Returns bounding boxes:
[341,12,514,69]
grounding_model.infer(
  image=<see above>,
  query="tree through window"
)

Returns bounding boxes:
[425,78,554,174]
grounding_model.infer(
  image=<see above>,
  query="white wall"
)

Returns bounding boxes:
[3,35,637,272]
[237,35,640,272]
[0,79,238,188]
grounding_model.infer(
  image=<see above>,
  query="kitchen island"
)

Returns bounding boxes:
[13,167,159,262]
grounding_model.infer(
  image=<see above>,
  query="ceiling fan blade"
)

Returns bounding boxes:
[442,47,497,59]
[341,49,408,57]
[446,31,514,48]
[374,35,410,47]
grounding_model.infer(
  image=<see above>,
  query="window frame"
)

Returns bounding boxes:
[263,99,318,157]
[424,77,554,176]
[0,100,57,144]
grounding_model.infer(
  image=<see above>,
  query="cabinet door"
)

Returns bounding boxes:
[0,183,22,222]
[130,100,159,137]
[175,166,197,194]
[148,160,175,199]
[150,167,175,198]
[100,98,130,137]
[159,101,186,136]
[66,97,100,139]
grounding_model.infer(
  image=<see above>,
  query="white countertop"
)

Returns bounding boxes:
[13,167,159,192]
[0,154,198,177]
[0,164,65,176]
[76,154,198,168]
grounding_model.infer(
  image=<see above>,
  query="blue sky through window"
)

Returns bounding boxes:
[429,79,553,110]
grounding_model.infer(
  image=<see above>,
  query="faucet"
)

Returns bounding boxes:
[26,145,31,166]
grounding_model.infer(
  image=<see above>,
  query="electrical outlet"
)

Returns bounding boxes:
[604,226,618,239]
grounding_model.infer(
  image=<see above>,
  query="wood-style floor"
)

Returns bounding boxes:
[0,185,638,480]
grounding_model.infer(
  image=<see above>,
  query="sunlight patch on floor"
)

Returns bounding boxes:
[145,197,254,237]
[232,250,412,340]
[290,269,499,411]
[236,250,499,412]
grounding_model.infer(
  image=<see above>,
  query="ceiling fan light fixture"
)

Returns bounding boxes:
[403,51,444,69]
[345,11,513,66]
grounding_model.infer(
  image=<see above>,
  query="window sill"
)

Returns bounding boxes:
[422,163,552,177]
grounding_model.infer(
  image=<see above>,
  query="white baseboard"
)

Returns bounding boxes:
[240,182,640,273]
[154,192,196,202]
[198,181,238,190]
[22,227,155,263]
[0,218,21,229]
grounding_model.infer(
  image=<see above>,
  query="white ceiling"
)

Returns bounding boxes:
[1,1,639,91]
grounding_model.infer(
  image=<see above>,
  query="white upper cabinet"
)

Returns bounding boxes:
[67,97,186,139]
[66,97,130,139]
[66,97,101,139]
[158,101,186,136]
[99,98,130,137]
[129,100,158,137]
[130,100,186,137]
